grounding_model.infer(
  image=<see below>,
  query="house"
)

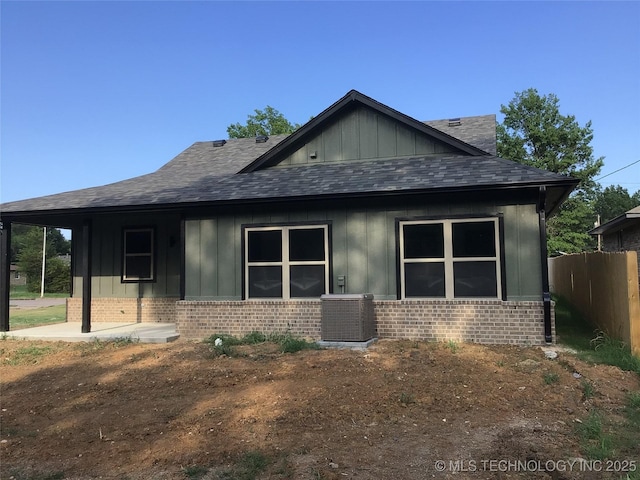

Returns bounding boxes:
[10,264,26,286]
[589,205,640,286]
[0,90,578,344]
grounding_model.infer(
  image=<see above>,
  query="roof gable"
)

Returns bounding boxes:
[240,90,489,173]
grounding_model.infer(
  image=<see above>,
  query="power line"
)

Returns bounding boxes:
[595,159,640,181]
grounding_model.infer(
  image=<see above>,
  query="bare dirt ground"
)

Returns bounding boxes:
[1,338,638,480]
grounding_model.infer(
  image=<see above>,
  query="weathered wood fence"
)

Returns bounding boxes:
[548,251,640,356]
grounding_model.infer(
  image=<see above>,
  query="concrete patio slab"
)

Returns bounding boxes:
[3,322,179,343]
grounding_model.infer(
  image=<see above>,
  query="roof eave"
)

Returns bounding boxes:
[0,178,578,225]
[589,212,640,235]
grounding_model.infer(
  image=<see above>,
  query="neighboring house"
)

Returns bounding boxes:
[10,264,26,286]
[0,90,578,344]
[589,205,640,285]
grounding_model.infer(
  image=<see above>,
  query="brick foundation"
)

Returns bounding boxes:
[65,297,554,345]
[175,299,554,345]
[66,297,178,324]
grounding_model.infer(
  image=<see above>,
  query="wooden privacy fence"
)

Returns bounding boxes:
[548,251,640,356]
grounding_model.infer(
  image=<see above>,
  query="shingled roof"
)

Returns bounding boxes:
[0,91,577,219]
[424,115,497,155]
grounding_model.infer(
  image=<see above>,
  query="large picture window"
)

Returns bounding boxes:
[399,218,501,299]
[122,228,155,282]
[245,225,329,299]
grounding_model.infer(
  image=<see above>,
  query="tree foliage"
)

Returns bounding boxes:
[227,106,300,138]
[497,88,604,196]
[13,225,71,293]
[594,185,640,224]
[497,88,604,254]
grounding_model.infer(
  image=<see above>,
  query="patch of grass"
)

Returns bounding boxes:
[7,468,65,480]
[553,295,596,350]
[623,392,640,434]
[205,332,319,357]
[2,345,55,365]
[543,372,560,385]
[8,304,67,329]
[399,392,415,405]
[241,331,267,344]
[445,340,459,353]
[182,464,208,479]
[276,333,320,354]
[588,331,640,375]
[74,337,137,356]
[10,285,69,299]
[581,380,595,400]
[554,295,640,376]
[218,450,270,480]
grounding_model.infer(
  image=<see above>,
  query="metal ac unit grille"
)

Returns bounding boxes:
[320,294,375,342]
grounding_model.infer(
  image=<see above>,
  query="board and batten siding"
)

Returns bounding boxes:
[72,214,181,298]
[184,202,542,301]
[276,106,463,167]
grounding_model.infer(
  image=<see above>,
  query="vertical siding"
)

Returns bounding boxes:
[277,105,464,167]
[503,204,542,300]
[183,199,542,302]
[75,213,180,299]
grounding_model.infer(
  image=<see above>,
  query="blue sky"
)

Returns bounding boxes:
[1,1,639,204]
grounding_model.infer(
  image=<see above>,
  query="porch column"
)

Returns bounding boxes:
[0,220,11,331]
[81,219,92,333]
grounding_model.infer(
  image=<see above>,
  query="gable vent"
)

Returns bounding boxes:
[448,118,461,127]
[255,135,269,144]
[212,139,227,147]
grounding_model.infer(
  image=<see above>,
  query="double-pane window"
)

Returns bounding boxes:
[400,218,500,299]
[245,225,329,299]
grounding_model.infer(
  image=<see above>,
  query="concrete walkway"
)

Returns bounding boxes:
[3,322,179,343]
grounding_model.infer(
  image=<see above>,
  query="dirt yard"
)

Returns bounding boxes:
[1,338,638,480]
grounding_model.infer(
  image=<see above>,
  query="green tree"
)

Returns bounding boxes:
[227,106,300,138]
[497,88,604,254]
[15,226,71,294]
[594,185,640,223]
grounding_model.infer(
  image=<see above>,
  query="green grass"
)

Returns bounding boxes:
[445,339,459,353]
[2,345,56,365]
[7,470,65,480]
[182,464,208,479]
[10,284,69,299]
[554,294,640,376]
[581,380,595,400]
[543,372,560,385]
[8,304,67,329]
[556,294,640,463]
[219,451,269,480]
[204,331,320,357]
[574,410,615,460]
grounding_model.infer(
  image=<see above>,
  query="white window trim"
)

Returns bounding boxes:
[122,228,155,282]
[244,224,330,300]
[399,217,501,299]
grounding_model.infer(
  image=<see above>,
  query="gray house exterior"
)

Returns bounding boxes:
[0,91,578,343]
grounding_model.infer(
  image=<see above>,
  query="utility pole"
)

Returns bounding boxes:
[40,227,46,298]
